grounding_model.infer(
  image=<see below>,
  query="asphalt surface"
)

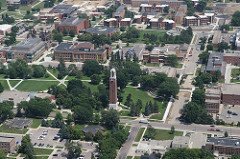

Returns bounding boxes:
[116,126,140,159]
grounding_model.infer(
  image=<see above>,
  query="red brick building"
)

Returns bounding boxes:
[55,17,90,34]
[205,137,240,155]
[205,88,221,114]
[54,42,111,62]
[221,84,240,105]
[223,53,240,66]
[120,18,132,27]
[104,18,118,27]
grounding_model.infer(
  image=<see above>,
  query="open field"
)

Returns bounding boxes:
[31,118,42,128]
[123,87,166,118]
[0,80,9,90]
[16,80,59,91]
[144,129,183,140]
[34,148,53,155]
[9,80,21,87]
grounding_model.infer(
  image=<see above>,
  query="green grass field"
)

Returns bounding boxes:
[47,68,59,78]
[9,80,21,87]
[144,129,183,140]
[134,128,145,142]
[82,81,99,93]
[63,36,73,41]
[138,29,165,42]
[16,80,59,91]
[231,68,240,82]
[32,1,44,9]
[123,87,166,117]
[35,156,49,159]
[31,118,42,128]
[120,110,130,116]
[150,113,163,120]
[0,124,28,134]
[0,80,9,90]
[34,148,53,155]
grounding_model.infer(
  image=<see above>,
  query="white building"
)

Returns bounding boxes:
[0,24,12,36]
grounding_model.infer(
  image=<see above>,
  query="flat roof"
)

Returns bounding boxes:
[150,18,159,22]
[0,24,12,31]
[104,18,117,22]
[163,19,175,23]
[121,18,131,21]
[205,99,220,104]
[0,136,15,143]
[207,137,240,148]
[59,17,86,26]
[134,15,142,19]
[206,53,223,72]
[85,26,117,35]
[185,16,197,20]
[204,13,214,16]
[172,136,190,145]
[222,84,240,95]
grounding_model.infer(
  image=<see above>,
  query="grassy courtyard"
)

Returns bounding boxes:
[231,68,240,83]
[122,87,166,118]
[134,128,145,142]
[144,129,183,140]
[34,148,54,155]
[16,80,59,91]
[31,118,42,128]
[82,81,99,93]
[0,80,9,90]
[9,80,21,87]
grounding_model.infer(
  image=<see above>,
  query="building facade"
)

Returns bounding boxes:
[55,17,90,34]
[221,84,240,105]
[54,42,111,62]
[0,136,16,153]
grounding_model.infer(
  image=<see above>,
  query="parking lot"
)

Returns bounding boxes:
[219,105,240,124]
[78,141,98,159]
[28,127,66,148]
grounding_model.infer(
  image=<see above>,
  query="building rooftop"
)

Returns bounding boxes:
[156,4,168,7]
[59,17,86,26]
[212,31,222,45]
[204,12,215,16]
[104,18,117,22]
[207,137,240,148]
[0,136,15,143]
[83,125,104,135]
[114,5,125,17]
[0,24,12,31]
[222,84,240,95]
[198,15,208,18]
[51,4,76,15]
[134,15,142,19]
[205,99,220,104]
[223,52,240,57]
[205,53,223,72]
[185,16,197,20]
[121,18,131,21]
[140,4,152,7]
[85,26,117,35]
[163,19,175,23]
[150,18,159,22]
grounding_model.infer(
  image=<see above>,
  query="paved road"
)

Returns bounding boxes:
[117,126,140,159]
[120,119,240,136]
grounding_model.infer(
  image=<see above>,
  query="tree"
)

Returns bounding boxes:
[52,30,63,43]
[162,148,214,159]
[224,131,229,137]
[181,102,214,124]
[196,0,207,12]
[69,30,75,37]
[66,142,82,159]
[217,42,229,52]
[7,59,31,79]
[82,60,102,76]
[0,149,6,159]
[170,126,175,134]
[19,98,54,118]
[153,100,159,113]
[163,6,169,13]
[57,59,68,79]
[192,88,205,105]
[90,74,101,85]
[51,112,64,128]
[0,101,14,123]
[32,65,46,78]
[166,55,178,67]
[0,83,4,93]
[124,93,133,107]
[73,105,93,124]
[232,11,240,26]
[144,126,156,139]
[144,102,151,116]
[101,109,119,129]
[157,78,179,98]
[18,135,35,159]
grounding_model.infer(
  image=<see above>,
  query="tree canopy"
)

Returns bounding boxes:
[232,11,240,26]
[82,60,103,77]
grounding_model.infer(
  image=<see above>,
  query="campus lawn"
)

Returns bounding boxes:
[9,80,21,87]
[33,148,54,155]
[150,113,163,120]
[144,129,183,140]
[32,1,44,9]
[0,124,28,134]
[16,80,59,91]
[47,68,59,78]
[0,74,6,79]
[0,0,7,10]
[82,81,99,93]
[127,157,133,159]
[0,80,9,90]
[31,118,42,128]
[231,68,240,80]
[63,36,73,41]
[134,128,145,142]
[120,110,130,116]
[122,87,166,117]
[138,29,166,42]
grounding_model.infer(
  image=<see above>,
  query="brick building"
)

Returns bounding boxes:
[104,18,118,27]
[120,18,132,27]
[54,42,111,62]
[133,15,142,24]
[183,16,198,26]
[223,53,240,66]
[205,87,221,114]
[0,136,16,153]
[50,4,77,20]
[55,17,90,34]
[221,84,240,105]
[205,137,240,155]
